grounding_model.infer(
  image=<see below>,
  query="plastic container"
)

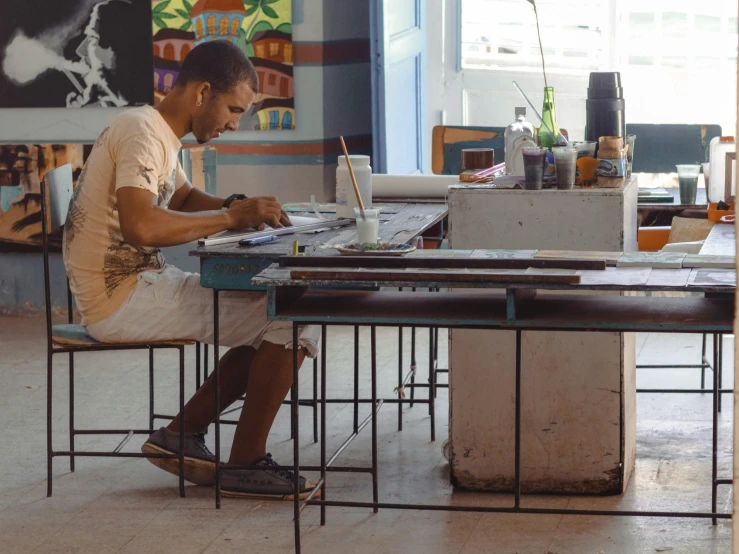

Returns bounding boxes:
[708,201,735,223]
[353,207,380,244]
[336,155,372,219]
[504,107,536,175]
[708,136,736,203]
[585,72,626,143]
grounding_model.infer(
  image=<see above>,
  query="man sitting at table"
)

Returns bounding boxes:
[63,40,319,499]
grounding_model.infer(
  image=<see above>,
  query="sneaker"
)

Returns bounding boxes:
[141,427,216,486]
[220,453,321,500]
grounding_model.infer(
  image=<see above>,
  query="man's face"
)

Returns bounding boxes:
[192,81,255,143]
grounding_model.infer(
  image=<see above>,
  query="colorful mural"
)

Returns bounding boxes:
[0,144,91,250]
[152,0,294,131]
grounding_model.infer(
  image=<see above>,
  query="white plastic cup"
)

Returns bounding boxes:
[552,146,578,189]
[354,207,380,244]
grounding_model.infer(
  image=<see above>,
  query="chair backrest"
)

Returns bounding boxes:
[41,163,74,236]
[432,125,505,175]
[431,124,570,175]
[626,124,722,173]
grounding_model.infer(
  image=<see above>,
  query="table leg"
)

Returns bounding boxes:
[711,333,719,525]
[313,357,318,443]
[213,289,221,509]
[515,329,522,509]
[410,325,416,407]
[320,325,327,525]
[292,323,302,552]
[371,326,379,513]
[428,328,436,442]
[717,335,723,413]
[398,325,403,432]
[353,326,360,434]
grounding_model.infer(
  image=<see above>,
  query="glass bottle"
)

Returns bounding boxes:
[538,87,560,149]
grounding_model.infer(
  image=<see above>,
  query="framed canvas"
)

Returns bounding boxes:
[0,0,153,108]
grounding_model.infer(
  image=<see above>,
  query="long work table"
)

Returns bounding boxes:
[250,254,735,554]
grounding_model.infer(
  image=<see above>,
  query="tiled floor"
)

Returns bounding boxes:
[0,314,733,553]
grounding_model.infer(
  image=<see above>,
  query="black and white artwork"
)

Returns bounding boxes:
[0,0,153,107]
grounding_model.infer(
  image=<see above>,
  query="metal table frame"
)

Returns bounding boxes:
[249,280,734,554]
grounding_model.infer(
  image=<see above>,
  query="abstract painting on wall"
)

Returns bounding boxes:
[0,144,91,251]
[0,1,153,107]
[152,0,294,130]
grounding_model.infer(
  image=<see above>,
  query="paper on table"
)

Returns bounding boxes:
[264,215,331,235]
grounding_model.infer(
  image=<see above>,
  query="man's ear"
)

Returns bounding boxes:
[195,82,212,106]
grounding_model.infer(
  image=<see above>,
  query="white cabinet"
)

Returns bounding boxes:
[447,177,638,494]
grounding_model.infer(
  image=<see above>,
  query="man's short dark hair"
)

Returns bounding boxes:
[175,41,259,95]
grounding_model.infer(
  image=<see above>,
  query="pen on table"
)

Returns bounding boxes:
[239,235,278,247]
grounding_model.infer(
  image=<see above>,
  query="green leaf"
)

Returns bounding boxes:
[264,0,280,4]
[183,0,193,11]
[261,5,278,18]
[158,12,177,19]
[243,0,260,6]
[179,20,192,30]
[245,5,258,15]
[153,1,171,14]
[152,15,167,28]
[276,22,291,34]
[175,8,190,19]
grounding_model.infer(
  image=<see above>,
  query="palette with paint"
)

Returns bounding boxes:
[332,243,416,257]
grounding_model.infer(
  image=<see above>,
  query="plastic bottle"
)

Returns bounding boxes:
[504,107,536,175]
[708,136,736,203]
[336,155,372,219]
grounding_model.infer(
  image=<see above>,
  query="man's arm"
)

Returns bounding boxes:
[170,181,292,226]
[168,181,224,212]
[116,187,283,248]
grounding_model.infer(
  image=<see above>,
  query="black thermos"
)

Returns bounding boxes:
[585,72,625,141]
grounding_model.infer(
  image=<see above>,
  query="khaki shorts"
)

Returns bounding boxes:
[86,265,319,357]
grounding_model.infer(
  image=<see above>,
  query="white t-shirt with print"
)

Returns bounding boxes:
[63,105,188,326]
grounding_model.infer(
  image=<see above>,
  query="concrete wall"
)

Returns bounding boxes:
[0,0,371,314]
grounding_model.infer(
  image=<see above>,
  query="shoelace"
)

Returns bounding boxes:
[259,453,296,481]
[193,433,214,458]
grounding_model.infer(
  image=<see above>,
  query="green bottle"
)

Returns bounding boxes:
[538,87,560,149]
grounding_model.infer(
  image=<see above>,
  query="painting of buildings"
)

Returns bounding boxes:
[152,0,294,130]
[0,144,90,251]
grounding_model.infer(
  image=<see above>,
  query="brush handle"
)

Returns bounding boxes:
[339,136,366,214]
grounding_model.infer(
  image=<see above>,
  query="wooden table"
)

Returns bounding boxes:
[701,223,735,256]
[251,259,735,553]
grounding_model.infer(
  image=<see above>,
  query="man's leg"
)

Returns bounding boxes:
[228,341,306,465]
[168,345,256,434]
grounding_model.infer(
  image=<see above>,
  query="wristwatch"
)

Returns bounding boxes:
[222,193,247,209]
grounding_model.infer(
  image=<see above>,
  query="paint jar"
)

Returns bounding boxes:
[336,155,372,219]
[552,146,578,189]
[522,146,547,190]
[354,208,380,244]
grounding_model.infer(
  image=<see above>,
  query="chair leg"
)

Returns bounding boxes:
[717,335,723,413]
[149,347,154,432]
[69,352,75,473]
[313,357,318,444]
[179,346,186,498]
[47,350,53,497]
[204,343,209,380]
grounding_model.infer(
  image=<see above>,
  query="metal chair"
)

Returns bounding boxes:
[42,164,191,497]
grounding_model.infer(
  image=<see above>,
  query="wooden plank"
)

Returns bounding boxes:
[682,254,736,269]
[578,267,652,287]
[700,224,735,257]
[192,203,449,259]
[645,269,692,287]
[277,256,606,271]
[535,249,622,267]
[616,252,686,269]
[471,249,538,259]
[271,290,733,332]
[288,268,581,285]
[688,268,737,287]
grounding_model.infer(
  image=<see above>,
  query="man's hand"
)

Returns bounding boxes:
[280,209,292,227]
[225,196,284,230]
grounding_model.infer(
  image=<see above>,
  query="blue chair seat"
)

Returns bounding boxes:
[51,324,192,347]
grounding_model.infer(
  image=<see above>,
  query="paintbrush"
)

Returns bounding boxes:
[339,136,366,220]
